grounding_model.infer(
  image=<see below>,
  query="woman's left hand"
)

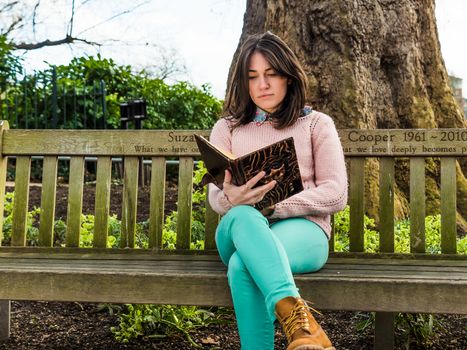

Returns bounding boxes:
[223,170,276,206]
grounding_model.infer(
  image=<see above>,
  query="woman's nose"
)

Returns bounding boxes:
[259,75,269,89]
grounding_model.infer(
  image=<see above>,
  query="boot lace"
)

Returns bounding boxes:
[281,299,322,342]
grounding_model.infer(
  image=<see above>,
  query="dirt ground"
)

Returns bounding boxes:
[1,184,466,349]
[1,300,465,350]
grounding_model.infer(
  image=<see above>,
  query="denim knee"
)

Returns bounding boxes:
[225,205,266,222]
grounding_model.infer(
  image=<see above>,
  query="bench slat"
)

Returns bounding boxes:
[379,158,395,252]
[121,157,139,248]
[38,156,58,247]
[0,122,9,246]
[410,157,426,253]
[4,259,465,276]
[94,157,112,248]
[349,157,365,252]
[338,129,466,156]
[4,129,467,156]
[149,157,166,249]
[66,157,85,247]
[2,130,210,156]
[11,156,31,247]
[441,157,457,254]
[205,186,219,250]
[177,157,194,249]
[0,247,463,262]
[0,255,465,314]
[1,253,465,271]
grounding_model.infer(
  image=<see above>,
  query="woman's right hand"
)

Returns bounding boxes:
[223,169,276,206]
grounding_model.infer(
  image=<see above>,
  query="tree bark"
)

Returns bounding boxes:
[231,0,466,232]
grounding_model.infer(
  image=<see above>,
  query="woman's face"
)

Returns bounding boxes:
[248,51,289,113]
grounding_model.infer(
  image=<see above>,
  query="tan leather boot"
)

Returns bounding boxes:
[275,297,335,350]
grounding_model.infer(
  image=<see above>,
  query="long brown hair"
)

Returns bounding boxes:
[224,31,308,129]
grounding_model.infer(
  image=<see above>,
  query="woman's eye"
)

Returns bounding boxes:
[248,76,257,80]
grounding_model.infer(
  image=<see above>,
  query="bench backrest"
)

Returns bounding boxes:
[340,129,465,255]
[0,121,465,256]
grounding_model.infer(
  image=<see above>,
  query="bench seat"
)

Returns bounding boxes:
[1,249,465,315]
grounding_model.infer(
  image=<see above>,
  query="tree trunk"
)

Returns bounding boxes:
[230,0,467,233]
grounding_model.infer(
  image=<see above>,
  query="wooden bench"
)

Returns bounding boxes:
[0,120,465,349]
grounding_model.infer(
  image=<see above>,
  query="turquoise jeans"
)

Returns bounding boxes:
[215,205,329,350]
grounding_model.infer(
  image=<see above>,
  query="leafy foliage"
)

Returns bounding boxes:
[333,206,466,254]
[333,207,466,348]
[0,35,23,83]
[111,304,225,348]
[162,161,207,250]
[1,53,222,130]
[2,192,40,245]
[0,37,25,124]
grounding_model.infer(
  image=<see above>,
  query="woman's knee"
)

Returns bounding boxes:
[225,205,265,222]
[270,218,329,273]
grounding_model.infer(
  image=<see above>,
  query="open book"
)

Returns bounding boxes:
[194,134,303,210]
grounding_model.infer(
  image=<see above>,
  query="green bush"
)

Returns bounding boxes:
[2,54,222,130]
[333,206,467,254]
[161,161,207,250]
[1,192,40,245]
[334,207,466,348]
[111,304,225,347]
[0,35,23,83]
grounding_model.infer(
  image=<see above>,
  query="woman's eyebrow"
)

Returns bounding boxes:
[248,67,274,72]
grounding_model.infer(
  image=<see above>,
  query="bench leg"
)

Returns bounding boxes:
[0,300,10,340]
[374,311,395,350]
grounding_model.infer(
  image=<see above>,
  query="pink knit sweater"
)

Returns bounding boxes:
[208,109,348,238]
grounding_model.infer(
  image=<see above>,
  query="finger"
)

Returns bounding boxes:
[224,169,232,185]
[250,180,276,198]
[245,171,266,189]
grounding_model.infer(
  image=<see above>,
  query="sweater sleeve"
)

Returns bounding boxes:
[270,114,348,218]
[207,119,234,215]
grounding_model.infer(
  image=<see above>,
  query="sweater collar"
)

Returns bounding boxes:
[252,106,314,125]
[253,107,271,125]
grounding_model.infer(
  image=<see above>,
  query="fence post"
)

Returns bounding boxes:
[43,73,48,128]
[51,66,58,128]
[34,73,39,129]
[73,87,77,127]
[0,82,5,121]
[100,81,107,129]
[14,77,18,128]
[62,84,67,127]
[23,76,28,128]
[93,83,97,129]
[83,89,87,128]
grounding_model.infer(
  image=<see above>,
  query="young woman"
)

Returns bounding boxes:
[208,31,347,350]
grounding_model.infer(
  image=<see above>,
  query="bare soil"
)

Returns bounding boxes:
[1,184,465,349]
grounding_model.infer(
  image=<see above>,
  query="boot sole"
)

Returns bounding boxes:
[292,346,336,350]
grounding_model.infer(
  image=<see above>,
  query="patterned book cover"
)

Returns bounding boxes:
[195,135,303,210]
